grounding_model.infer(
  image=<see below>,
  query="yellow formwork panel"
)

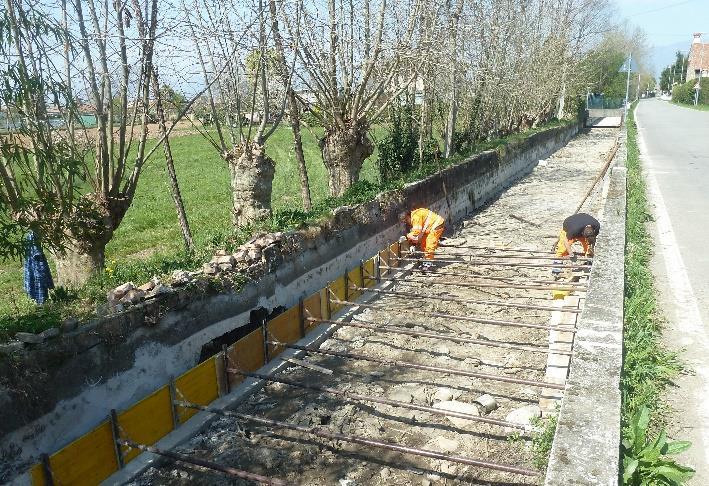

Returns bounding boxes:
[228,328,265,388]
[30,421,118,486]
[303,292,321,330]
[267,305,301,359]
[175,357,219,424]
[347,267,363,300]
[389,242,400,268]
[119,385,174,463]
[363,257,376,288]
[29,464,45,486]
[329,275,346,313]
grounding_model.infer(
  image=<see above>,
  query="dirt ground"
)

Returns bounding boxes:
[129,128,617,485]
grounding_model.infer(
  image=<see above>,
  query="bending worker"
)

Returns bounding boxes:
[400,207,445,262]
[555,212,600,260]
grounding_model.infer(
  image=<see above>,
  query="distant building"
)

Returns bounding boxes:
[686,33,709,81]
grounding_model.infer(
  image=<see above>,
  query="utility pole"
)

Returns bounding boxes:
[624,53,632,119]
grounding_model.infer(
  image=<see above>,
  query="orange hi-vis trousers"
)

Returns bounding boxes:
[407,208,445,260]
[555,229,591,257]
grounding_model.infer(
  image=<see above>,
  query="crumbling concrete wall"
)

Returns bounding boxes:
[0,122,579,481]
[545,132,627,485]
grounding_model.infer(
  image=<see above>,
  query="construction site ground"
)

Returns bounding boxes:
[129,128,616,486]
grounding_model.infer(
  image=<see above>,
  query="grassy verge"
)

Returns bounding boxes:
[621,104,693,484]
[671,101,709,111]
[0,119,570,339]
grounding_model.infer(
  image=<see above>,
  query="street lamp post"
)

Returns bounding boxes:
[623,53,632,119]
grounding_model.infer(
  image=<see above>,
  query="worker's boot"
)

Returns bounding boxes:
[551,260,562,279]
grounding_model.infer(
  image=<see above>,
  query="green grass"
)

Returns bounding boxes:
[671,101,709,111]
[0,119,569,339]
[621,103,689,483]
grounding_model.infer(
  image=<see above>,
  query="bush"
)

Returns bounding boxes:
[672,78,709,105]
[377,103,418,182]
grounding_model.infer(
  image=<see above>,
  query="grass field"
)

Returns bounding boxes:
[0,125,381,319]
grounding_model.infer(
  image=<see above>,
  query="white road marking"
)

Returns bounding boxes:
[636,113,709,466]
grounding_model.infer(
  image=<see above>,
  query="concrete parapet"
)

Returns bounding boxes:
[545,162,627,484]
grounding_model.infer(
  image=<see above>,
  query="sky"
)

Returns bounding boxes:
[615,0,709,75]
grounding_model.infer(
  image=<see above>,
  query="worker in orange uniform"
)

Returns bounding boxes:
[552,213,599,276]
[400,208,445,269]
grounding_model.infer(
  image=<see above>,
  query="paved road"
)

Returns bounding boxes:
[636,99,709,483]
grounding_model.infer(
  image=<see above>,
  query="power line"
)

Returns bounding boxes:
[628,0,700,17]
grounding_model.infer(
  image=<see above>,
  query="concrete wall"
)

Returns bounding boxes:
[545,131,627,485]
[0,122,579,482]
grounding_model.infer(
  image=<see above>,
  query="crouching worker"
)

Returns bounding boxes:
[552,212,600,276]
[399,208,445,268]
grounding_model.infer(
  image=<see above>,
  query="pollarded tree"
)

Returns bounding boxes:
[280,0,418,197]
[182,0,293,226]
[0,0,165,286]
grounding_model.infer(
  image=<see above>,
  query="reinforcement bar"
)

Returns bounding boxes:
[177,402,540,477]
[396,267,589,288]
[118,440,289,485]
[439,243,556,253]
[331,299,577,333]
[394,256,591,270]
[371,275,585,292]
[229,369,527,429]
[269,341,566,390]
[411,250,592,262]
[308,317,573,356]
[350,286,582,313]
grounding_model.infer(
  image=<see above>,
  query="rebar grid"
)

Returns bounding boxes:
[176,402,541,477]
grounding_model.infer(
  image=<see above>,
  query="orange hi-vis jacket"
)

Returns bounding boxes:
[407,208,445,259]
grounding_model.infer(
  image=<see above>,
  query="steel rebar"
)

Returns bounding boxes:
[411,249,592,262]
[398,267,588,287]
[178,402,540,477]
[309,317,574,356]
[351,286,582,313]
[439,243,554,253]
[118,439,289,485]
[395,256,591,270]
[229,369,528,429]
[331,298,577,333]
[370,275,585,292]
[270,341,566,390]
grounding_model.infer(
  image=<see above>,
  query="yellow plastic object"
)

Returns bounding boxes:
[267,305,301,358]
[552,289,571,299]
[30,421,119,486]
[228,328,265,387]
[119,386,174,463]
[174,357,219,423]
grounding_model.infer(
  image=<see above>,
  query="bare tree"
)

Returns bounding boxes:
[0,0,166,286]
[281,0,417,197]
[182,0,294,226]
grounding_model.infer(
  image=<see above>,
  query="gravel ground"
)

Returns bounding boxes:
[129,128,617,486]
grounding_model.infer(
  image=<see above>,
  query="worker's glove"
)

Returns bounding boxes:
[398,235,407,244]
[569,254,577,262]
[408,245,417,255]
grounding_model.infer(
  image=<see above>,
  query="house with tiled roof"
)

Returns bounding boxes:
[686,33,709,81]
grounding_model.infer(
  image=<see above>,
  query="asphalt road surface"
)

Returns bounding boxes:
[636,99,709,483]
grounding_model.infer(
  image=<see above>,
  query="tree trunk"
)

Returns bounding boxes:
[320,120,373,197]
[53,242,106,288]
[151,68,194,251]
[228,143,276,227]
[288,92,312,211]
